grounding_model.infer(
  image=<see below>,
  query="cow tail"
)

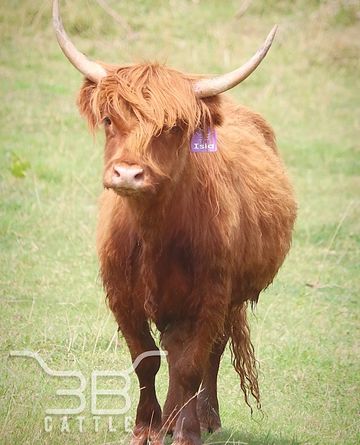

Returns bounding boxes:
[228,303,261,411]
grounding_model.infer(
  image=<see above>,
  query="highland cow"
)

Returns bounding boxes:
[53,1,297,444]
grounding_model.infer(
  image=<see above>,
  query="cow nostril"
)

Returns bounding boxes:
[113,167,121,177]
[134,171,144,181]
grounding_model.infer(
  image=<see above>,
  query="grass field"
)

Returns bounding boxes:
[0,1,359,444]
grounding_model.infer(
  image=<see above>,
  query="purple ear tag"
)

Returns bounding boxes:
[190,128,217,153]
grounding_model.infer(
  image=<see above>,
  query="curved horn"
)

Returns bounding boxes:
[193,25,278,98]
[52,0,107,83]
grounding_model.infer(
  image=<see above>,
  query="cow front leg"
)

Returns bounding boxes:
[162,353,183,436]
[162,335,228,436]
[116,318,163,445]
[197,334,228,433]
[162,326,203,445]
[162,321,224,445]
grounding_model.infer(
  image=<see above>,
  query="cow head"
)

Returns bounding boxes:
[77,64,223,197]
[53,0,277,198]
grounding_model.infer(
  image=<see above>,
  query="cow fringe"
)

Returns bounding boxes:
[228,303,261,411]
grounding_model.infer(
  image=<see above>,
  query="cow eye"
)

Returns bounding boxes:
[103,117,112,126]
[169,125,181,134]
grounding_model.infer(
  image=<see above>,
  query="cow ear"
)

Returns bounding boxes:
[77,79,98,131]
[202,95,223,128]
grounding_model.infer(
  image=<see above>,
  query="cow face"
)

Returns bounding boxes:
[101,112,187,197]
[78,64,221,198]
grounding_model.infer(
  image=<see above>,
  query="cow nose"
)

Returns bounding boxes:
[111,164,145,190]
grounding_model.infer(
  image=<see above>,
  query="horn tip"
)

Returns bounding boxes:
[270,24,278,39]
[263,25,278,50]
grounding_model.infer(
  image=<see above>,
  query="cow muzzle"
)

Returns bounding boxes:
[105,164,146,193]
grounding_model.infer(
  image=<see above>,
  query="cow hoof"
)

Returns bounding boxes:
[161,417,176,436]
[130,435,163,445]
[200,418,221,433]
[130,426,164,445]
[162,404,180,437]
[172,432,202,445]
[198,406,222,433]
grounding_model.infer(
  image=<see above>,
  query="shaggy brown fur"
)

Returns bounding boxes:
[77,62,296,445]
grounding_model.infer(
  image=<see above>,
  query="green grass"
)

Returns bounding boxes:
[0,1,359,444]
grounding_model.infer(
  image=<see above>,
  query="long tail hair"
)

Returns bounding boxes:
[228,303,261,411]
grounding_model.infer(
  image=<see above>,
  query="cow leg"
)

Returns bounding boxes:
[197,334,228,433]
[116,318,163,445]
[162,353,182,436]
[162,322,222,445]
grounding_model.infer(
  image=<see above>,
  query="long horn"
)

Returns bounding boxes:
[193,25,278,98]
[52,0,107,83]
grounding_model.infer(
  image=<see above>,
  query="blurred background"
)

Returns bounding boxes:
[0,1,359,444]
